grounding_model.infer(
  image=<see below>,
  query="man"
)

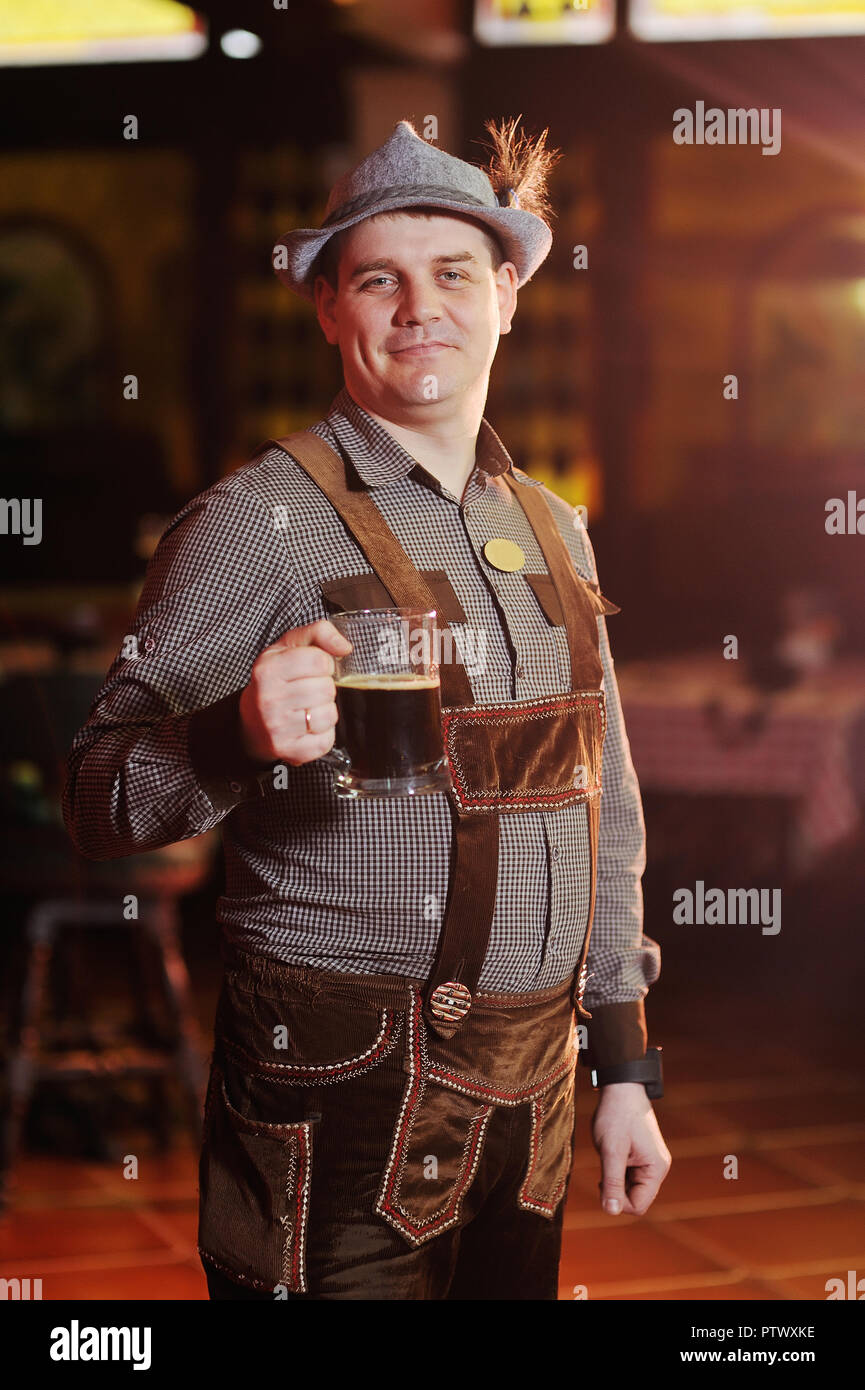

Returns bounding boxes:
[63,118,669,1301]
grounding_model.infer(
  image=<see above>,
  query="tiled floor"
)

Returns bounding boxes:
[2,1043,862,1302]
[560,1061,865,1300]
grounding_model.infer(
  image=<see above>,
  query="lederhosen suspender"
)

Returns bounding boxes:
[264,431,610,1039]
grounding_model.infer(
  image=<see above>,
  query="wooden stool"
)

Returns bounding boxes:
[0,833,217,1211]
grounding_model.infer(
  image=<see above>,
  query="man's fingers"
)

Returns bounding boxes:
[598,1165,663,1217]
[598,1143,670,1216]
[259,674,336,711]
[623,1168,664,1217]
[271,618,353,657]
[598,1144,631,1216]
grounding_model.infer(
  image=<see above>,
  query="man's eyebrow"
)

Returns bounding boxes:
[347,252,480,280]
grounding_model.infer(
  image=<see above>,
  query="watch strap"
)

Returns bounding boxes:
[590,1046,664,1099]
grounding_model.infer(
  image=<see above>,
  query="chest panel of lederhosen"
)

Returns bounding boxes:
[310,483,617,814]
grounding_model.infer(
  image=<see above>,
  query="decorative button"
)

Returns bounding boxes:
[229,780,242,794]
[483,538,525,572]
[430,980,472,1021]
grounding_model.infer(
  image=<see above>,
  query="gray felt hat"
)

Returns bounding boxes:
[272,119,553,301]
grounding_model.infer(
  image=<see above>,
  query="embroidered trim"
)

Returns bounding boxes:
[441,690,606,813]
[199,1082,314,1295]
[427,1043,576,1106]
[198,1247,275,1294]
[517,1094,572,1218]
[281,1123,312,1293]
[375,986,492,1245]
[220,1010,402,1085]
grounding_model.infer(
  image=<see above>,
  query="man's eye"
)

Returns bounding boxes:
[360,276,394,290]
[439,270,466,281]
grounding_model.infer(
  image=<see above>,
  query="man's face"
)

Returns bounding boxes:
[313,211,518,419]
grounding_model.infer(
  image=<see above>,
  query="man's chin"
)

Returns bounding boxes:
[380,370,464,406]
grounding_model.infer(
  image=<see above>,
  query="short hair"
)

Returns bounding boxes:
[313,207,506,295]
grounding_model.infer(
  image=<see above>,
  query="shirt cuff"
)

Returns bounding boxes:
[580,1000,648,1069]
[187,689,274,812]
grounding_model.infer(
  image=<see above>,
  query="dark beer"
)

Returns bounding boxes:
[334,672,444,780]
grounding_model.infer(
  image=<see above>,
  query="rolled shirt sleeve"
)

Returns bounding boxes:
[62,481,297,860]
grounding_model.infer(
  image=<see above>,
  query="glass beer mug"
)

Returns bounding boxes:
[321,608,452,799]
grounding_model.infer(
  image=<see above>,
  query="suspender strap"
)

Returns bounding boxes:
[503,474,606,1017]
[502,474,604,691]
[424,800,502,1029]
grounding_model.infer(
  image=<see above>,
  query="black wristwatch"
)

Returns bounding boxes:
[583,1045,664,1100]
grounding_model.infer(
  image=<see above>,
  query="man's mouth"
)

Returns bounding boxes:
[389,342,452,357]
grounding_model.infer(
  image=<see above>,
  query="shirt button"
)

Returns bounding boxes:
[515,663,526,680]
[229,780,242,794]
[143,637,156,653]
[551,844,562,863]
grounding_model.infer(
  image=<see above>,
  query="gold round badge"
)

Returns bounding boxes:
[483,538,526,572]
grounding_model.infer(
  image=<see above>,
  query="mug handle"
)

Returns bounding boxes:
[320,746,351,770]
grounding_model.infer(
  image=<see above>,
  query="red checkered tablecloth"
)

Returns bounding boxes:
[615,651,865,875]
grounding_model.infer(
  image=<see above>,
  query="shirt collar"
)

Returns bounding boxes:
[323,386,543,491]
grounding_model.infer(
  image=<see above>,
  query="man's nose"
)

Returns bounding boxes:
[393,282,440,326]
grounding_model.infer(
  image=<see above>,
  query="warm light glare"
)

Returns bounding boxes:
[0,0,207,65]
[629,0,865,42]
[474,0,615,45]
[219,28,262,59]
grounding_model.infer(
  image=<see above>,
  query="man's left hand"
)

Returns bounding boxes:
[591,1082,672,1216]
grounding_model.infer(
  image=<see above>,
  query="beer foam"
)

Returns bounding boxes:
[336,672,440,690]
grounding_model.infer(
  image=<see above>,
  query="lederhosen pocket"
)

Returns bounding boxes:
[198,1061,316,1294]
[518,1066,577,1216]
[198,969,404,1293]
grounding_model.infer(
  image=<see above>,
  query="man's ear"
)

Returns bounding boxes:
[496,261,518,335]
[314,274,340,345]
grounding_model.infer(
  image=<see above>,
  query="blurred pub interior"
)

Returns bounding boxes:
[1,0,865,1300]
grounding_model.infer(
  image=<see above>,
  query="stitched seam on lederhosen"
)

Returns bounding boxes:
[375,987,493,1242]
[198,1247,275,1293]
[396,1107,492,1230]
[427,1043,576,1106]
[283,1124,312,1293]
[281,1139,299,1288]
[375,988,426,1238]
[518,1096,569,1215]
[219,1010,402,1084]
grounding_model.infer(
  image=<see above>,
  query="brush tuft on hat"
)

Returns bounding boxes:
[475,116,563,225]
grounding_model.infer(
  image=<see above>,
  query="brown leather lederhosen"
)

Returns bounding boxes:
[258,430,617,1249]
[197,429,628,1291]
